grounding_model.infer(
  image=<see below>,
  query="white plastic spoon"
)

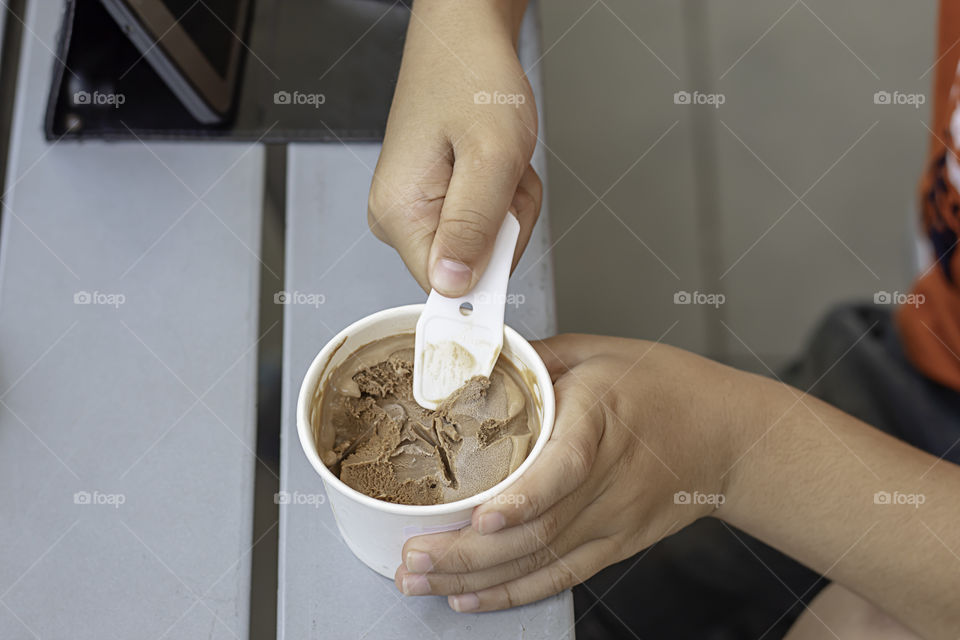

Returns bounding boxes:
[413,213,521,410]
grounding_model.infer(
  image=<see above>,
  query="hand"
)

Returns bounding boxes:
[368,0,541,297]
[394,334,771,611]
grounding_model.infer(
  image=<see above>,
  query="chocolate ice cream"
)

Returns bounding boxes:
[315,334,537,505]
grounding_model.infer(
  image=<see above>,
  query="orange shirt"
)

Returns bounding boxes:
[898,0,960,391]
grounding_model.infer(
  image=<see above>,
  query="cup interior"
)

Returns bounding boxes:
[296,304,555,516]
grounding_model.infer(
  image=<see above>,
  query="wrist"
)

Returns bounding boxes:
[711,370,790,524]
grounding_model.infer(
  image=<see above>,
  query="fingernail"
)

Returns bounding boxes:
[431,259,472,294]
[449,593,480,612]
[477,512,506,535]
[405,550,433,573]
[402,574,431,596]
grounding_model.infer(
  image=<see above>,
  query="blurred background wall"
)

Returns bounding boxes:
[538,0,937,372]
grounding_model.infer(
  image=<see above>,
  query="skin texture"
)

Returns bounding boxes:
[368,0,539,297]
[394,335,960,639]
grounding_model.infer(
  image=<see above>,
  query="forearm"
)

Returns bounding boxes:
[409,0,528,49]
[719,379,960,639]
[388,0,534,133]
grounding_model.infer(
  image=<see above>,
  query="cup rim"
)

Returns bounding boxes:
[296,304,556,516]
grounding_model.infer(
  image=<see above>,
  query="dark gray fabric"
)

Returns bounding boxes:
[574,303,960,639]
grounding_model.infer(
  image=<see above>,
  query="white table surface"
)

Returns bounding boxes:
[0,1,263,637]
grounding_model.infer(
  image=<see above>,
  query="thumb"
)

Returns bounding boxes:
[472,386,603,533]
[428,146,523,296]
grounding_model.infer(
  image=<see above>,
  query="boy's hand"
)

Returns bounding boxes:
[395,334,769,611]
[368,1,540,297]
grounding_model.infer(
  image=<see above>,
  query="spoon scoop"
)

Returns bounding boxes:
[413,213,521,410]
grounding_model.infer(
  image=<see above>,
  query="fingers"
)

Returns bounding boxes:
[367,168,445,292]
[396,527,597,597]
[369,207,438,292]
[531,340,571,380]
[470,387,604,533]
[531,334,623,377]
[367,128,453,292]
[402,495,581,574]
[397,497,615,598]
[428,140,525,296]
[447,538,616,612]
[509,165,542,271]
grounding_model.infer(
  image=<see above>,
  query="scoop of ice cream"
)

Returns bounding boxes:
[317,334,536,505]
[417,340,479,408]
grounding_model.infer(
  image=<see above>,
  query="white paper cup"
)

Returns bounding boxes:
[297,304,555,578]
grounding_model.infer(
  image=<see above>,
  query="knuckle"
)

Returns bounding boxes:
[517,488,544,523]
[553,374,580,397]
[529,170,543,202]
[563,434,596,484]
[511,547,550,579]
[367,183,391,221]
[369,182,436,226]
[548,564,578,595]
[450,571,470,595]
[512,187,538,220]
[452,542,476,574]
[601,536,628,564]
[502,582,518,610]
[531,546,556,573]
[516,172,543,213]
[437,212,491,258]
[530,508,562,545]
[367,209,388,243]
[464,138,525,176]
